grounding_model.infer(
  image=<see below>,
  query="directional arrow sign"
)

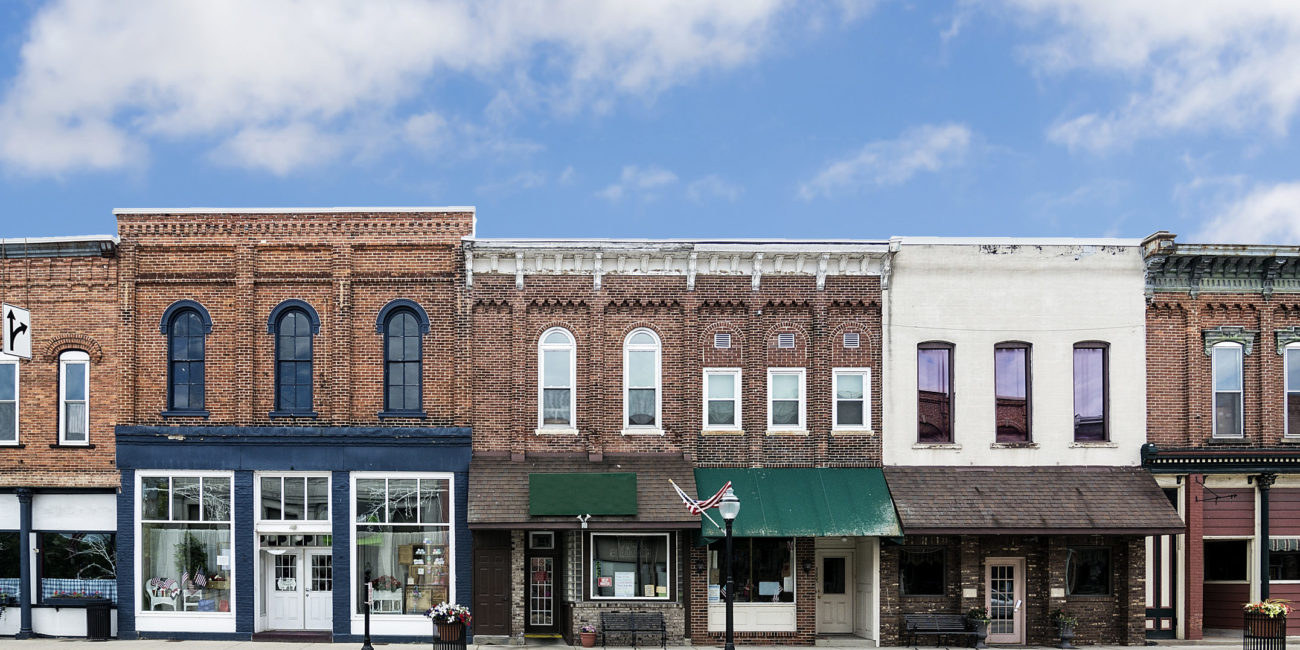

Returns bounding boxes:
[2,303,31,359]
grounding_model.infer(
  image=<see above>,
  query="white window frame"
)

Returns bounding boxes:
[832,367,871,432]
[1212,342,1244,438]
[589,532,672,601]
[1286,344,1300,438]
[767,368,806,433]
[622,328,662,434]
[703,368,742,431]
[134,470,237,626]
[348,471,456,627]
[0,356,17,445]
[58,350,90,446]
[537,327,577,432]
[254,472,332,526]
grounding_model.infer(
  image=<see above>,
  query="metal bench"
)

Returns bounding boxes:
[600,611,666,649]
[903,613,975,649]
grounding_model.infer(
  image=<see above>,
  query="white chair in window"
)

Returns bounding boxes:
[182,587,203,611]
[147,583,179,611]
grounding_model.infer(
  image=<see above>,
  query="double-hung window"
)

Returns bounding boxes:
[139,473,234,615]
[1072,343,1108,441]
[994,343,1030,442]
[1287,344,1300,438]
[767,368,806,432]
[1212,342,1244,438]
[539,328,576,429]
[624,329,661,431]
[703,368,741,430]
[59,350,90,445]
[833,368,870,431]
[0,357,16,444]
[917,343,953,443]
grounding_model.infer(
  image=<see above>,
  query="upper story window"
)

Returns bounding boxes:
[383,309,423,414]
[59,350,90,445]
[1073,343,1109,441]
[1212,342,1244,438]
[0,358,16,445]
[994,343,1030,442]
[917,343,953,443]
[1287,344,1300,438]
[167,308,207,414]
[704,368,741,430]
[833,368,870,431]
[624,329,661,430]
[539,328,576,429]
[767,367,806,431]
[271,304,317,416]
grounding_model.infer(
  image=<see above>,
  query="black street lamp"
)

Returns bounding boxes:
[718,487,741,650]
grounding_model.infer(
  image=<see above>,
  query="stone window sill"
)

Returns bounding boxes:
[990,442,1039,449]
[378,410,427,419]
[268,411,318,419]
[766,429,808,436]
[912,443,961,450]
[701,429,744,436]
[49,443,95,449]
[831,428,874,436]
[621,428,665,436]
[161,409,210,418]
[1069,441,1118,448]
[536,428,579,436]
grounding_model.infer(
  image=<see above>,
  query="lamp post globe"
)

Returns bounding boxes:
[719,486,740,650]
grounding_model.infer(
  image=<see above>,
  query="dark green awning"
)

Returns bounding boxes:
[694,468,901,539]
[529,472,637,516]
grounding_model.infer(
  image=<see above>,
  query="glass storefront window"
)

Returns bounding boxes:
[40,532,117,603]
[707,537,795,603]
[140,474,233,614]
[591,533,670,600]
[260,475,329,521]
[354,475,452,615]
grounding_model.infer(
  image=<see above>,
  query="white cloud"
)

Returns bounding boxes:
[686,174,743,202]
[475,170,547,196]
[210,123,342,176]
[1192,181,1300,245]
[797,123,972,200]
[597,165,678,201]
[0,0,822,175]
[1006,0,1300,153]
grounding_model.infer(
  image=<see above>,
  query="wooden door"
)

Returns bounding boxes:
[266,551,304,630]
[473,531,512,635]
[986,558,1025,644]
[816,550,854,634]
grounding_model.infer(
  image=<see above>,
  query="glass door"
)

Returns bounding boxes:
[986,558,1025,644]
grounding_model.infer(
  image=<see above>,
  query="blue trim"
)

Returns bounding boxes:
[160,410,210,418]
[115,470,136,637]
[234,471,254,635]
[267,410,318,419]
[265,299,321,334]
[158,300,213,334]
[331,470,351,637]
[377,410,428,419]
[375,298,431,334]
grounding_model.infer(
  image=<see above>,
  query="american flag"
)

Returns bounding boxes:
[670,479,731,516]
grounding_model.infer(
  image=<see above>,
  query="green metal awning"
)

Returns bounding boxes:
[529,472,638,516]
[694,467,901,539]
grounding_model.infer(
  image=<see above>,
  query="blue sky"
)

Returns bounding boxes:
[1,0,1298,243]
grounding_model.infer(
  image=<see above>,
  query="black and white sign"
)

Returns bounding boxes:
[2,303,30,359]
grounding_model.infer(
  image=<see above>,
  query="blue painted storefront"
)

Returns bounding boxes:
[115,425,471,642]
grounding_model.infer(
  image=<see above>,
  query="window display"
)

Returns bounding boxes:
[139,474,233,614]
[591,533,669,600]
[707,537,794,602]
[39,532,117,603]
[354,475,451,615]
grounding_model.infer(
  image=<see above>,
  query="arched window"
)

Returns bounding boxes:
[917,342,953,443]
[59,350,90,445]
[538,328,576,429]
[1211,341,1243,438]
[384,309,423,414]
[167,309,207,413]
[994,342,1031,442]
[623,328,661,429]
[275,309,314,414]
[1073,342,1109,441]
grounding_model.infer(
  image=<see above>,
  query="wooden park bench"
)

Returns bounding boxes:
[903,613,976,649]
[600,611,666,649]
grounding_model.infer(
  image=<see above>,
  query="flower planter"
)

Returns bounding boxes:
[1244,612,1286,650]
[580,631,597,647]
[970,620,988,649]
[438,621,464,641]
[1056,622,1076,650]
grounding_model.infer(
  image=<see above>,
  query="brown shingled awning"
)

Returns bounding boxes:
[468,454,699,529]
[884,466,1184,535]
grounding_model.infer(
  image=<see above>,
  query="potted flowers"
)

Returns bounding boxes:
[425,602,472,641]
[1051,609,1078,649]
[580,624,598,648]
[1244,599,1291,648]
[966,607,990,649]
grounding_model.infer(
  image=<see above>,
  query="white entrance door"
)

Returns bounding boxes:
[986,558,1026,644]
[816,550,854,634]
[305,550,333,630]
[267,551,304,630]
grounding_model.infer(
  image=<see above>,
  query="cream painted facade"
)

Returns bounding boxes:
[882,238,1148,466]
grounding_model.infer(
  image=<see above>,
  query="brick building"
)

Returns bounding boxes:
[109,208,475,641]
[1141,232,1300,639]
[0,235,121,638]
[463,240,900,645]
[880,239,1183,646]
